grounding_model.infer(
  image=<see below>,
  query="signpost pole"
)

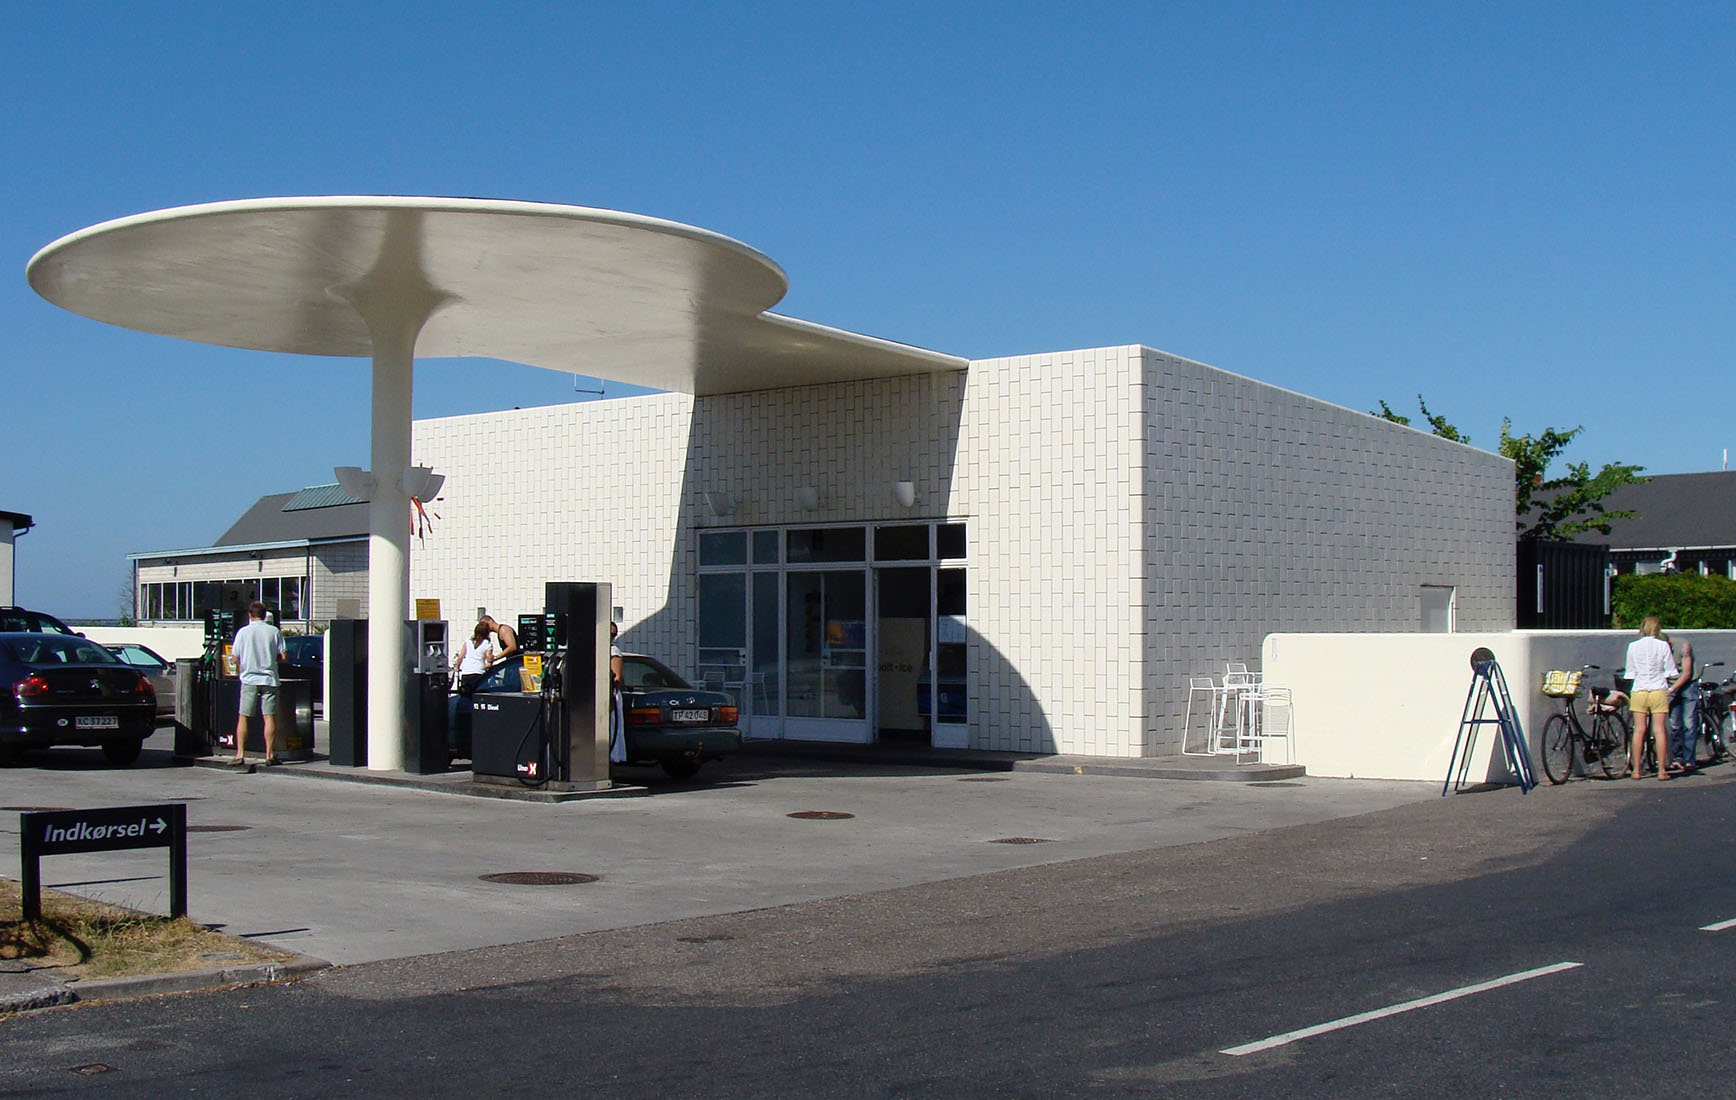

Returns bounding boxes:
[168,802,188,919]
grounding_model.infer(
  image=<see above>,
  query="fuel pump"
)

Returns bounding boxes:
[402,619,451,774]
[468,582,611,791]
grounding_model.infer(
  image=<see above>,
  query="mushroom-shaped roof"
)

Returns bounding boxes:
[27,196,964,394]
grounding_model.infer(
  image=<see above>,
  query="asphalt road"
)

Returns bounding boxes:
[3,768,1734,1098]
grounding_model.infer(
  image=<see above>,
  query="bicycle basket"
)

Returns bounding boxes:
[1541,670,1583,697]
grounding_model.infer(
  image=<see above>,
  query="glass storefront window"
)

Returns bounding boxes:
[787,527,865,564]
[937,524,966,560]
[699,531,747,566]
[873,525,929,561]
[752,530,780,565]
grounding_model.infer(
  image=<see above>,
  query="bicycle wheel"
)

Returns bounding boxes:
[1592,710,1631,779]
[1702,704,1730,763]
[1541,714,1574,784]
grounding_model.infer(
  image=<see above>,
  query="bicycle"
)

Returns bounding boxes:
[1540,666,1632,783]
[1693,662,1734,765]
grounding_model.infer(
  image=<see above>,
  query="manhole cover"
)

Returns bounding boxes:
[989,836,1051,845]
[69,1065,114,1076]
[1248,781,1304,788]
[478,872,599,886]
[957,776,1009,782]
[3,806,73,813]
[187,825,250,832]
[786,811,855,820]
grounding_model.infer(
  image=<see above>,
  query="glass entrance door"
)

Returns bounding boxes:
[784,569,869,741]
[875,567,931,742]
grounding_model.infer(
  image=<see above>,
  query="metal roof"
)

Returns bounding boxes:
[1572,471,1736,550]
[283,484,366,511]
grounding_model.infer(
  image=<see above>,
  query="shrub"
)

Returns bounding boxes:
[1611,573,1736,630]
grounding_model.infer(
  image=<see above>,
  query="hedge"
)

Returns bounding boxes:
[1611,573,1736,630]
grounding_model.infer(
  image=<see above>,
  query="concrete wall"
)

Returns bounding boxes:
[77,624,206,660]
[0,530,14,604]
[1262,629,1736,782]
[1144,349,1516,754]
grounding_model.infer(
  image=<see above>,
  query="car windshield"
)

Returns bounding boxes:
[108,644,165,668]
[4,636,121,665]
[479,656,522,693]
[620,656,691,691]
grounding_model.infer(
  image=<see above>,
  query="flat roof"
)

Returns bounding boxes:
[27,196,967,395]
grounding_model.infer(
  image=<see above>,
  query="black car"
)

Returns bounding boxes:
[0,632,157,765]
[0,607,78,635]
[448,652,741,779]
[281,634,324,707]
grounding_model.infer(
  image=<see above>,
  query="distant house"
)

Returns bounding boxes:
[1577,471,1736,578]
[129,485,367,626]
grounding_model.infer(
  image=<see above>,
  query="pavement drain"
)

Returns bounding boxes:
[957,776,1009,782]
[989,837,1052,845]
[187,825,251,832]
[69,1065,114,1076]
[1247,781,1305,788]
[478,872,599,886]
[786,811,854,820]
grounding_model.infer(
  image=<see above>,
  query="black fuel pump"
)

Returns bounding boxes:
[469,582,612,791]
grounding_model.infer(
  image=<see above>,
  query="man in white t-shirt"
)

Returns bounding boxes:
[231,601,287,766]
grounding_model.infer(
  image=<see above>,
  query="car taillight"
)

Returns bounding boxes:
[719,705,738,724]
[627,706,663,725]
[14,675,51,698]
[135,674,155,698]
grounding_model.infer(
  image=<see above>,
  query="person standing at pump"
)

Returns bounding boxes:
[609,620,626,764]
[481,615,519,662]
[451,620,496,696]
[231,601,287,767]
[1666,632,1698,774]
[1626,616,1678,781]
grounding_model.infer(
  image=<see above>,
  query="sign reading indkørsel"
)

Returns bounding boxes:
[19,803,187,921]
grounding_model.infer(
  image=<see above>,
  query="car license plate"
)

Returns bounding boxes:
[670,709,709,723]
[76,715,120,730]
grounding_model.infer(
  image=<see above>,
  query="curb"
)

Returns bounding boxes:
[0,954,331,1015]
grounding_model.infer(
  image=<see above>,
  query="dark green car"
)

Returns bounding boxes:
[448,652,741,779]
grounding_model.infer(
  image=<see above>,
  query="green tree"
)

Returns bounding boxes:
[1374,396,1646,541]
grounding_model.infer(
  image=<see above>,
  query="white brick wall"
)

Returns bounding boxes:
[408,344,1515,758]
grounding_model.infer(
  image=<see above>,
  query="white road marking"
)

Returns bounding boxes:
[1699,917,1736,932]
[1220,961,1584,1056]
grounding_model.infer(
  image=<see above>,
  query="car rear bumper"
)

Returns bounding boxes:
[625,726,742,759]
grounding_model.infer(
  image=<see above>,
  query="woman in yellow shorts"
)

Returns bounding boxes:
[1625,616,1678,780]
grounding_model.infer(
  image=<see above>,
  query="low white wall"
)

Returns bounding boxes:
[1262,630,1736,782]
[77,625,206,660]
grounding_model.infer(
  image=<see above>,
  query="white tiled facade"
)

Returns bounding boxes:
[409,345,1514,758]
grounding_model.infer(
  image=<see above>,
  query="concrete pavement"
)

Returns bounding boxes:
[2,728,1435,983]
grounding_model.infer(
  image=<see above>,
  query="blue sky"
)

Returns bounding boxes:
[4,1,1732,618]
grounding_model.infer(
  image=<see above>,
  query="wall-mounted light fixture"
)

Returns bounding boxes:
[704,491,736,518]
[892,480,917,508]
[334,465,376,500]
[796,486,823,511]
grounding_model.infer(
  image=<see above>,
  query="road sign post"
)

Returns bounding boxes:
[18,804,188,921]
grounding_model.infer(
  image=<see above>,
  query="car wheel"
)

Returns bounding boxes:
[101,738,146,766]
[659,755,702,780]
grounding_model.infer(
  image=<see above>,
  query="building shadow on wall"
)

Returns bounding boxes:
[621,368,1054,756]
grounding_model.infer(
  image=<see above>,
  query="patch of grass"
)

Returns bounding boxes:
[1,880,295,980]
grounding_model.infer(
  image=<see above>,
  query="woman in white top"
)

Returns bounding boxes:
[452,619,496,696]
[1624,615,1678,781]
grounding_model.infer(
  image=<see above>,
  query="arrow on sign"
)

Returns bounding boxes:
[151,818,167,835]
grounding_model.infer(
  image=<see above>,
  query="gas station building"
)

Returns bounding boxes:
[407,344,1515,757]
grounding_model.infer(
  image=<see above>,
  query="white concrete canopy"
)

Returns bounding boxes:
[28,196,966,772]
[26,196,966,394]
